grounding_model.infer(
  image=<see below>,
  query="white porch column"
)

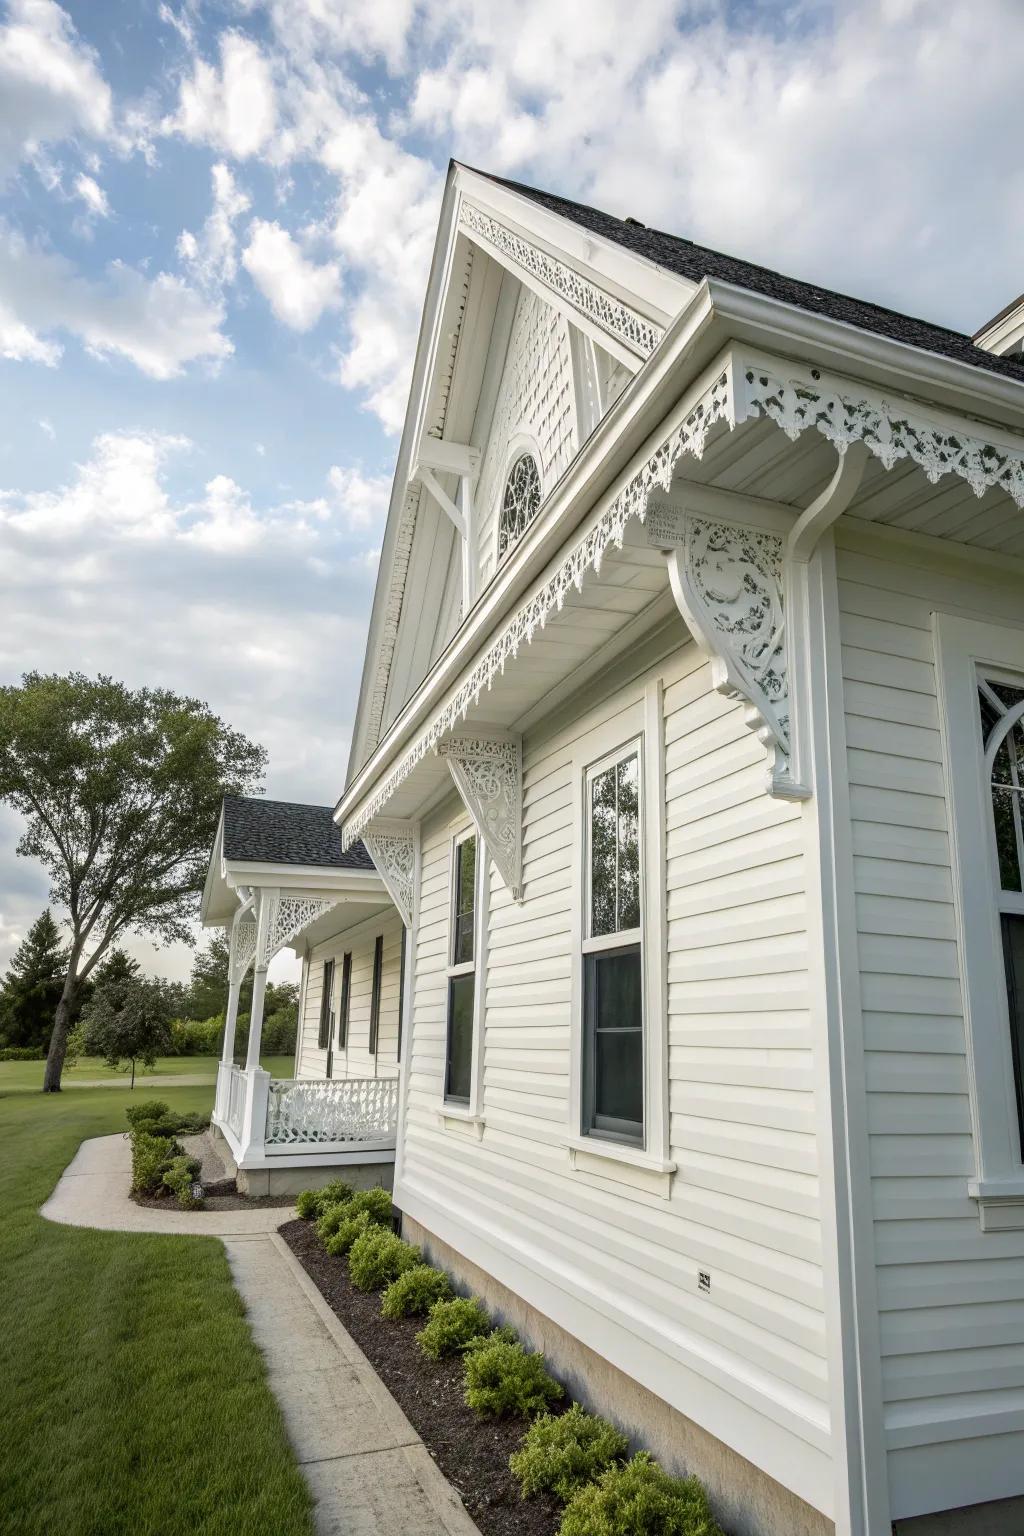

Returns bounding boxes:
[222,977,241,1065]
[244,889,275,1072]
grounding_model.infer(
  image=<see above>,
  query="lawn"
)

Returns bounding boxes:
[0,1054,296,1090]
[0,1079,314,1536]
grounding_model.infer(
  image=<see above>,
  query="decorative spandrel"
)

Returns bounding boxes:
[439,735,523,902]
[363,821,416,927]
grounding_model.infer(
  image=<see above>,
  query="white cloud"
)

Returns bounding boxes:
[0,0,113,176]
[0,224,232,378]
[72,171,109,217]
[327,464,390,530]
[37,417,55,439]
[171,29,277,159]
[177,160,250,290]
[1,430,185,539]
[242,217,341,330]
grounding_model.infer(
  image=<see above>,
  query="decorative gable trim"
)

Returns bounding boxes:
[438,732,523,901]
[232,919,258,984]
[362,818,418,927]
[263,895,338,965]
[460,201,664,361]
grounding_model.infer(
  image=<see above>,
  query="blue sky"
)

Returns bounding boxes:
[2,0,1024,976]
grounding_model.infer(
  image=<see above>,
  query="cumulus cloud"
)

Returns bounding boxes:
[170,29,277,159]
[177,161,251,290]
[0,0,113,176]
[0,223,232,377]
[72,171,109,218]
[242,218,342,330]
[327,464,391,530]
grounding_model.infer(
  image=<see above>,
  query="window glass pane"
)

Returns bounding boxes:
[1002,914,1024,1159]
[617,752,640,931]
[586,947,643,1137]
[368,936,383,1055]
[338,954,351,1048]
[980,679,1024,895]
[590,765,617,937]
[446,973,474,1102]
[453,836,476,965]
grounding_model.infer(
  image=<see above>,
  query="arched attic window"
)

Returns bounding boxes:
[497,452,542,561]
[979,676,1024,893]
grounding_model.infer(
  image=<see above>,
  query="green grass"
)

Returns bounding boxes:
[0,1080,314,1535]
[0,1054,296,1090]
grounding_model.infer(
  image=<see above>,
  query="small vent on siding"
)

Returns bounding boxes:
[698,1270,711,1295]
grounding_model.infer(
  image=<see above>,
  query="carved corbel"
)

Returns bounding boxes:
[362,818,418,927]
[261,893,339,964]
[438,731,524,902]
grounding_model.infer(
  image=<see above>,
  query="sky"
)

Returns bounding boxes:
[1,0,1023,980]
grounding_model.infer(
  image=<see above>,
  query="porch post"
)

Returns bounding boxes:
[222,977,240,1065]
[245,888,274,1071]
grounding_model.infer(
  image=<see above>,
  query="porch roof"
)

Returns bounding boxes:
[222,795,373,870]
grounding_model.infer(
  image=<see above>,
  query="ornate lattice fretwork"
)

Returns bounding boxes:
[343,369,733,846]
[232,920,258,982]
[498,453,542,561]
[667,515,793,787]
[362,820,417,927]
[265,1076,399,1146]
[741,361,1024,507]
[460,202,664,359]
[263,896,337,965]
[439,735,523,901]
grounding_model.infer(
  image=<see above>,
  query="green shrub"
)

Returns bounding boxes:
[129,1130,184,1195]
[510,1404,629,1502]
[381,1264,452,1320]
[126,1099,171,1128]
[324,1209,372,1257]
[316,1200,354,1244]
[348,1228,420,1292]
[0,1045,45,1061]
[463,1335,562,1419]
[162,1155,204,1209]
[297,1178,352,1222]
[347,1186,392,1223]
[416,1296,493,1359]
[167,1016,223,1056]
[558,1453,723,1536]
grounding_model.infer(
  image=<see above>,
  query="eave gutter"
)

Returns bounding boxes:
[337,275,1024,830]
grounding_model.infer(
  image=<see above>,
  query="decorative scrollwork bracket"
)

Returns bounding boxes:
[438,731,524,901]
[362,818,418,928]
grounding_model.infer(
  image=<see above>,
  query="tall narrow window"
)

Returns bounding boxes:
[338,952,352,1050]
[397,926,407,1062]
[445,833,477,1103]
[979,674,1024,1149]
[583,744,644,1144]
[317,959,335,1050]
[368,935,384,1056]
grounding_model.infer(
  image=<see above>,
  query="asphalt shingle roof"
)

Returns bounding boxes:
[222,795,373,870]
[477,170,1024,387]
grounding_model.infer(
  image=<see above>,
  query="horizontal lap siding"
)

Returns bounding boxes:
[297,914,403,1081]
[398,650,832,1504]
[836,533,1024,1516]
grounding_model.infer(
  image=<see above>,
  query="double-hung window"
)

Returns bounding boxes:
[979,673,1024,1149]
[445,832,478,1104]
[582,742,644,1145]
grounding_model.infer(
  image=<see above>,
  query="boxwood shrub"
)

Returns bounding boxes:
[348,1228,420,1292]
[463,1334,563,1419]
[510,1403,628,1501]
[380,1264,452,1320]
[162,1155,204,1209]
[558,1452,723,1536]
[416,1296,492,1359]
[324,1209,372,1257]
[297,1179,353,1221]
[129,1130,184,1195]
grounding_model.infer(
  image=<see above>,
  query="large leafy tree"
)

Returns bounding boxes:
[0,673,266,1091]
[81,955,174,1090]
[0,909,69,1051]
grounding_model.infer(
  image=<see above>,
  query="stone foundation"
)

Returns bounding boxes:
[401,1213,833,1536]
[236,1160,394,1197]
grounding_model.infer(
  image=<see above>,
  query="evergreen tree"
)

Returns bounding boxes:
[0,910,69,1051]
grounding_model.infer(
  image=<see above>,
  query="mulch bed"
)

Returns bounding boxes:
[133,1191,296,1211]
[280,1217,562,1536]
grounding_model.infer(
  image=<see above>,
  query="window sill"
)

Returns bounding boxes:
[438,1106,485,1140]
[968,1178,1024,1231]
[564,1135,676,1198]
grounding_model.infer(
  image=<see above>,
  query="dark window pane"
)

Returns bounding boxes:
[446,973,474,1102]
[590,765,617,936]
[453,836,476,965]
[318,960,334,1050]
[584,947,643,1140]
[1002,914,1024,1160]
[338,953,351,1048]
[368,936,383,1055]
[617,753,640,931]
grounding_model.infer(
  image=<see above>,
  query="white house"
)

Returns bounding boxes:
[205,163,1024,1536]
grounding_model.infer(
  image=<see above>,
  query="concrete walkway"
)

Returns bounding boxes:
[42,1136,478,1536]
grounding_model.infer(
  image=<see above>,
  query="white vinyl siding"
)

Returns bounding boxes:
[834,525,1024,1520]
[396,645,833,1517]
[296,910,404,1081]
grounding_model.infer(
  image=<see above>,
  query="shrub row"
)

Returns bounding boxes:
[297,1181,723,1535]
[126,1100,208,1209]
[0,1045,45,1061]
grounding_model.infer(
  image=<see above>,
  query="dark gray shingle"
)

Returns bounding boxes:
[222,795,373,870]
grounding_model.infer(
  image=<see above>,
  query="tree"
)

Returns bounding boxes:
[184,929,252,1021]
[0,909,69,1051]
[0,673,266,1091]
[81,961,173,1089]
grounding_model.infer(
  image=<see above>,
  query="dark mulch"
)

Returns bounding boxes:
[280,1218,562,1536]
[133,1191,296,1211]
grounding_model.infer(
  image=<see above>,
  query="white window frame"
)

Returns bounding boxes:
[566,689,673,1184]
[934,612,1024,1226]
[494,432,544,569]
[442,825,488,1124]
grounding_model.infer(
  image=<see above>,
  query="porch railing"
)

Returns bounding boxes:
[225,1062,246,1141]
[265,1076,399,1148]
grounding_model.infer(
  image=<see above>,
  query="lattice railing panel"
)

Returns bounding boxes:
[265,1077,399,1146]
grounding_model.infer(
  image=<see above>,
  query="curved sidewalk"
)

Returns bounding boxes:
[42,1135,478,1536]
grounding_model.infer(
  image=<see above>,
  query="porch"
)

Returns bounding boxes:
[214,1063,399,1193]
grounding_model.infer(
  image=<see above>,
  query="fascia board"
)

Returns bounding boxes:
[222,860,386,896]
[454,165,692,328]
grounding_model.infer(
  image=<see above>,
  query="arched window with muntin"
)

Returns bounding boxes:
[497,452,542,561]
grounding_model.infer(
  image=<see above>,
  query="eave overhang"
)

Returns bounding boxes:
[338,275,1024,841]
